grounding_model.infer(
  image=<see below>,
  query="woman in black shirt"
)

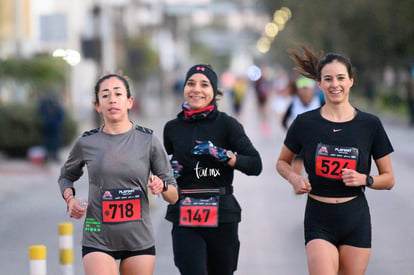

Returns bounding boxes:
[276,46,395,275]
[164,64,262,275]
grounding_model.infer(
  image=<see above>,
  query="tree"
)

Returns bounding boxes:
[0,55,77,157]
[260,0,414,70]
[0,54,67,92]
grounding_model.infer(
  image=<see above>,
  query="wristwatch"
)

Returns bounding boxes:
[162,181,168,192]
[366,175,374,187]
[226,150,234,162]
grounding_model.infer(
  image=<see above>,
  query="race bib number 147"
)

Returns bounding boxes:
[179,196,219,227]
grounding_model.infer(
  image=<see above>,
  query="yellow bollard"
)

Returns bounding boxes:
[29,245,47,275]
[58,222,74,275]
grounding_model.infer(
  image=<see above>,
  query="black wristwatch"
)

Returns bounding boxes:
[162,181,168,192]
[226,150,234,162]
[366,175,374,187]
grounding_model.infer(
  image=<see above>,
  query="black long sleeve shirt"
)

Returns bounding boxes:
[163,108,262,223]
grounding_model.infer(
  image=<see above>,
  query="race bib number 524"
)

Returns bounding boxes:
[315,143,359,179]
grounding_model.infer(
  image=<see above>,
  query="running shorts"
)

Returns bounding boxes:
[304,193,371,248]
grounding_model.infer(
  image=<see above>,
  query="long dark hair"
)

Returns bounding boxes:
[288,45,354,81]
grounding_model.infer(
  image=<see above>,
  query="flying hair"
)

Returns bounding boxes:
[288,45,324,81]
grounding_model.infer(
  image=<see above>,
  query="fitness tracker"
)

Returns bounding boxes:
[366,175,374,187]
[226,150,234,162]
[162,180,168,192]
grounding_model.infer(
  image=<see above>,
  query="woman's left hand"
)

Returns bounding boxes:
[147,175,164,195]
[192,140,228,162]
[341,168,365,186]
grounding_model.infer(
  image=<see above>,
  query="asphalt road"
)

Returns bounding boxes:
[0,89,413,274]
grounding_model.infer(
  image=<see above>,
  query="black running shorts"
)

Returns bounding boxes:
[304,193,371,248]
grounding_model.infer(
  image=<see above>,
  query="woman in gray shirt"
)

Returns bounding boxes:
[58,73,178,275]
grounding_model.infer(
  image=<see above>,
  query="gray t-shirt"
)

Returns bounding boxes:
[58,123,176,251]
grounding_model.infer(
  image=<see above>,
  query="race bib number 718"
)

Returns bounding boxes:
[101,189,142,223]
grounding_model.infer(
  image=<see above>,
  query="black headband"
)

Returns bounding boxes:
[184,64,218,96]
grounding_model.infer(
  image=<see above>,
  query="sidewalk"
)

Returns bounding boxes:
[0,153,64,201]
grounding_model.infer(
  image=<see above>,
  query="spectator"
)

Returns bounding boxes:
[38,92,64,162]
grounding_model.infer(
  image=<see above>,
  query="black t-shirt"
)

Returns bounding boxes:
[284,108,393,197]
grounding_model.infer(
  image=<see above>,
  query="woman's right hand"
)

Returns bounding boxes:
[68,198,87,219]
[288,173,312,194]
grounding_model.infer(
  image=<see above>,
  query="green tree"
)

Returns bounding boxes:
[123,35,159,81]
[0,55,77,157]
[0,54,67,91]
[261,0,414,70]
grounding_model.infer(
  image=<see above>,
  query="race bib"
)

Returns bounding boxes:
[315,143,359,179]
[179,196,219,227]
[101,188,142,223]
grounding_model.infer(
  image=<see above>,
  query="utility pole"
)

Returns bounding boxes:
[99,0,116,73]
[14,0,22,56]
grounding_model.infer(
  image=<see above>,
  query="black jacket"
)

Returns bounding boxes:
[163,107,262,223]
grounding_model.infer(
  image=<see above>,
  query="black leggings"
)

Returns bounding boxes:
[172,223,240,275]
[304,193,371,248]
